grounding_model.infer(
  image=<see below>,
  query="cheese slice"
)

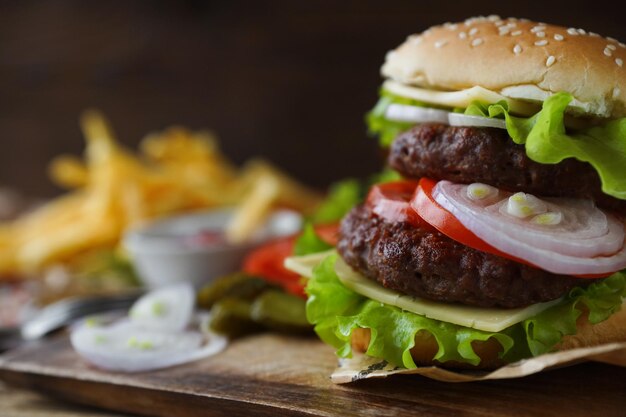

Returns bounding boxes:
[334,257,561,333]
[284,250,333,278]
[284,251,562,333]
[383,80,540,116]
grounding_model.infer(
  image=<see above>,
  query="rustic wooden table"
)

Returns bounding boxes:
[0,382,133,417]
[1,333,625,417]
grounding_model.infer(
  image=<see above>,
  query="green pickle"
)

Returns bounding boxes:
[197,273,272,309]
[199,272,312,337]
[250,290,311,333]
[208,298,264,337]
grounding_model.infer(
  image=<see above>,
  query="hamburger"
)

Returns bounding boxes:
[289,16,626,369]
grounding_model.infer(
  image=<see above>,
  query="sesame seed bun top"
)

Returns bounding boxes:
[382,16,626,118]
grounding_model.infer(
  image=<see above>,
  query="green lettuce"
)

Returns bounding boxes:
[310,179,363,224]
[366,91,434,147]
[367,91,626,200]
[294,223,333,256]
[466,94,626,200]
[306,254,626,368]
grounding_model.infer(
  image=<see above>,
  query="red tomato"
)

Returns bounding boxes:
[410,178,517,259]
[242,224,340,297]
[366,181,434,230]
[411,178,610,278]
[312,223,340,246]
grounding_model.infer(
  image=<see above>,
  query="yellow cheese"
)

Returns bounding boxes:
[383,80,541,116]
[283,250,333,278]
[284,251,561,333]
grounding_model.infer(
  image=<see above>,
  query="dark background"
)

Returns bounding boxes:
[2,0,625,197]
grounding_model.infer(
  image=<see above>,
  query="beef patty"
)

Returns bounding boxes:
[388,123,626,214]
[337,204,596,308]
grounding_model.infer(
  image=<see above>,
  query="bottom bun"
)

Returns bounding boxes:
[351,304,626,370]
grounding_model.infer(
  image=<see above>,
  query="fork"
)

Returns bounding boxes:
[0,290,143,350]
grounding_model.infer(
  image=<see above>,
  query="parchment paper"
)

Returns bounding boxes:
[331,342,626,383]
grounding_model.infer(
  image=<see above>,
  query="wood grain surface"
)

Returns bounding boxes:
[0,333,625,417]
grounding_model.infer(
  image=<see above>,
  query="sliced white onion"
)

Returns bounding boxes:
[385,103,450,124]
[432,181,626,275]
[129,283,194,332]
[70,320,227,372]
[71,284,227,372]
[448,113,507,129]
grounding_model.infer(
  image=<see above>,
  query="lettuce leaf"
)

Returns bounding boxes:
[306,254,626,368]
[310,179,363,224]
[293,223,333,256]
[367,90,626,200]
[467,93,626,200]
[366,91,433,147]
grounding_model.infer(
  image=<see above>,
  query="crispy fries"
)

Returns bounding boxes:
[0,111,322,277]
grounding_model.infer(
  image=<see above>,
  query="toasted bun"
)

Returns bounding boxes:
[351,304,626,370]
[382,16,626,118]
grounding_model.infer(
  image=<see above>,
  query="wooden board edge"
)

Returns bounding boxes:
[0,369,311,417]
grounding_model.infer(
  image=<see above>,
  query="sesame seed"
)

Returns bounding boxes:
[589,32,600,37]
[469,28,479,36]
[604,48,613,57]
[471,38,484,47]
[554,34,564,41]
[513,44,522,55]
[546,56,556,67]
[534,40,548,46]
[531,25,546,33]
[434,40,448,48]
[445,23,458,30]
[608,37,618,42]
[487,15,500,22]
[619,42,626,48]
[511,30,522,36]
[617,58,624,67]
[410,36,423,45]
[577,28,586,35]
[536,31,546,38]
[567,28,578,35]
[607,44,617,50]
[495,21,505,27]
[506,22,517,28]
[458,32,467,39]
[499,28,510,36]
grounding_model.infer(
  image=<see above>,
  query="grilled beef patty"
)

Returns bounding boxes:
[388,123,626,214]
[337,204,597,308]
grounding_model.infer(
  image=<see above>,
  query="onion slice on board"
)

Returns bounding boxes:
[432,180,626,275]
[70,320,227,372]
[70,284,227,372]
[129,283,195,331]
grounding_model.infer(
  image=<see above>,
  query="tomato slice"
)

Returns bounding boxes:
[366,181,434,229]
[411,178,611,278]
[410,178,521,259]
[242,224,340,297]
[243,237,304,297]
[312,223,340,246]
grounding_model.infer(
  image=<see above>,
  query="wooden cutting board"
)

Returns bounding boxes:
[0,333,624,417]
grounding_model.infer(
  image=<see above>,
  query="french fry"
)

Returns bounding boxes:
[225,173,280,244]
[49,156,88,189]
[0,110,323,278]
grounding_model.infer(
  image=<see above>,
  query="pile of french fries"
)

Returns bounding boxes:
[0,111,322,278]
